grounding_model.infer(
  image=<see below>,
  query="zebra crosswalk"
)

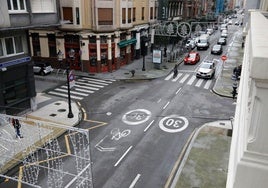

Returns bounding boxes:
[48,77,115,100]
[164,72,214,90]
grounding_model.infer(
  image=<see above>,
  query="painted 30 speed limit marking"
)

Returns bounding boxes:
[122,109,151,125]
[159,115,189,133]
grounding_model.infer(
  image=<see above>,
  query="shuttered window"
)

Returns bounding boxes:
[31,0,55,13]
[98,8,113,25]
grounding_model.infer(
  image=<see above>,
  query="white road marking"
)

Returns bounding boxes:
[81,77,115,83]
[55,88,88,96]
[74,88,94,93]
[204,79,212,89]
[187,75,196,85]
[78,79,109,85]
[175,88,182,95]
[157,99,162,103]
[76,81,104,88]
[48,91,83,100]
[163,101,170,110]
[144,120,155,132]
[172,73,183,82]
[72,84,100,90]
[179,74,189,83]
[129,174,141,188]
[195,79,203,87]
[114,146,133,167]
[164,73,173,81]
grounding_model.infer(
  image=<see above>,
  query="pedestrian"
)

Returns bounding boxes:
[130,70,135,77]
[232,82,238,99]
[173,64,178,78]
[12,118,23,138]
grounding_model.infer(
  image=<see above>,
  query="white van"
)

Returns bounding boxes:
[220,24,228,32]
[196,34,210,50]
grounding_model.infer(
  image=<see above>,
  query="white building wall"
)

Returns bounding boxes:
[226,10,268,188]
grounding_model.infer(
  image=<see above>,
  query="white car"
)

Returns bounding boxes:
[206,28,214,35]
[221,29,228,38]
[196,60,216,79]
[33,62,54,76]
[185,39,196,49]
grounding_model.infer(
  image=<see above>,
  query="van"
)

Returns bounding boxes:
[196,34,210,50]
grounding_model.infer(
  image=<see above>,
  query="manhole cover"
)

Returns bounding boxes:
[54,102,61,105]
[49,114,57,117]
[124,72,130,75]
[58,109,66,112]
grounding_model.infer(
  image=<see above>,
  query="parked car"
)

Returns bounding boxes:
[217,37,227,45]
[33,62,54,76]
[206,28,214,35]
[184,52,200,65]
[185,39,196,50]
[211,44,223,55]
[196,60,216,79]
[221,29,228,38]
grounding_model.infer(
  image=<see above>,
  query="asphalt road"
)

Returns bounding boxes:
[0,22,238,188]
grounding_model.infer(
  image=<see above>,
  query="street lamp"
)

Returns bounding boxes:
[67,49,75,118]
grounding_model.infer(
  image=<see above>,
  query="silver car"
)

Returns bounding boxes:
[196,60,216,79]
[33,62,54,76]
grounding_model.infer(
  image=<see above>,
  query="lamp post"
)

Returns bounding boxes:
[67,49,75,118]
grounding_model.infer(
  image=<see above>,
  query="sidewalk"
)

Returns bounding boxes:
[0,29,244,187]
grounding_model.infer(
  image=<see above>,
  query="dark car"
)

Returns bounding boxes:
[217,38,227,45]
[184,52,200,65]
[33,62,54,76]
[211,44,223,55]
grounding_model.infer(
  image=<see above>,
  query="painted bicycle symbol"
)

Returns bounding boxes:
[110,128,131,141]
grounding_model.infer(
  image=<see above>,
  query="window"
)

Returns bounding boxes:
[155,7,157,19]
[31,0,55,13]
[133,7,136,22]
[76,7,80,25]
[47,34,56,57]
[8,0,26,12]
[122,8,126,24]
[150,7,153,19]
[142,7,145,20]
[4,79,27,105]
[0,36,23,57]
[128,8,131,23]
[98,8,113,25]
[31,33,41,56]
[63,7,73,23]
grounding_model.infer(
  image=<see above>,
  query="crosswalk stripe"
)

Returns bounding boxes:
[48,91,83,100]
[179,74,190,83]
[76,81,104,88]
[204,79,212,89]
[72,84,100,90]
[187,75,196,85]
[164,73,174,81]
[74,88,94,93]
[195,79,203,87]
[81,77,114,83]
[78,79,109,86]
[172,73,183,82]
[55,88,89,96]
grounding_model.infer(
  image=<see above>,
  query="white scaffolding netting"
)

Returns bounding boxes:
[0,114,93,188]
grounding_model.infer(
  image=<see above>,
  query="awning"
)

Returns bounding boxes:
[118,38,137,48]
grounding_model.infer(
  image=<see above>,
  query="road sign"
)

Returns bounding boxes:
[159,115,189,133]
[69,71,75,88]
[221,55,227,61]
[122,109,151,125]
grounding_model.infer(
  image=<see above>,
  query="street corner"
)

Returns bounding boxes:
[27,100,81,126]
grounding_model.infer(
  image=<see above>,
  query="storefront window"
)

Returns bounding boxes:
[90,57,97,66]
[3,79,27,105]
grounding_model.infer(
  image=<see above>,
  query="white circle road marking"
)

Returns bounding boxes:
[159,115,189,133]
[122,109,151,125]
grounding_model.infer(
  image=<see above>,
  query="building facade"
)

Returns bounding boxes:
[0,0,60,114]
[226,7,268,188]
[29,0,159,73]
